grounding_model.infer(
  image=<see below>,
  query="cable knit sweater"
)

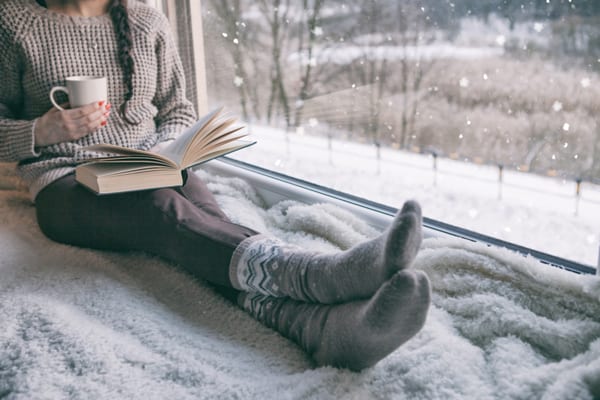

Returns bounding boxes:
[0,0,197,200]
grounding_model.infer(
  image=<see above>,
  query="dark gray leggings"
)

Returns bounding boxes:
[35,171,258,290]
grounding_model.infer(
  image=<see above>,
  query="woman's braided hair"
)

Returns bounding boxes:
[37,0,137,124]
[108,0,137,124]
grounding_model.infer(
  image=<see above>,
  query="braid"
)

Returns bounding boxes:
[109,0,138,125]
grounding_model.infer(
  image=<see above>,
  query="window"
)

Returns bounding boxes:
[157,0,600,270]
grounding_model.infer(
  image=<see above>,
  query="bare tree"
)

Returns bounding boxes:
[257,0,292,126]
[207,0,263,121]
[396,2,436,150]
[293,0,325,127]
[340,1,391,150]
[337,1,437,153]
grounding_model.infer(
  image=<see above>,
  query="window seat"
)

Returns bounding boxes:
[0,161,599,399]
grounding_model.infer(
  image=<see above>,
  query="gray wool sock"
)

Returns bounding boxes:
[229,200,423,304]
[239,269,431,371]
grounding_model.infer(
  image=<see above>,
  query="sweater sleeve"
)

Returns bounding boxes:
[152,14,197,142]
[0,19,40,162]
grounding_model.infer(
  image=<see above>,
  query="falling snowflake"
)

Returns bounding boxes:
[534,22,544,32]
[496,35,506,46]
[562,123,570,131]
[581,78,591,88]
[233,76,244,87]
[552,101,563,112]
[459,77,469,88]
[586,234,597,244]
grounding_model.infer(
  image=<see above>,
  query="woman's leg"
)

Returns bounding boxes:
[229,201,424,304]
[35,173,258,287]
[38,170,425,305]
[175,170,231,220]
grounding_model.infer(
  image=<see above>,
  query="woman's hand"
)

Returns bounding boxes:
[34,101,111,147]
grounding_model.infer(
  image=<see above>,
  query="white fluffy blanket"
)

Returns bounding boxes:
[1,165,599,400]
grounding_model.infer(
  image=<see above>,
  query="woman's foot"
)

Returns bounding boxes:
[240,269,431,371]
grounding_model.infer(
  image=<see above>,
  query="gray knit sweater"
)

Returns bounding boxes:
[0,0,197,200]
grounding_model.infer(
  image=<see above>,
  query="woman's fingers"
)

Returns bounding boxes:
[34,101,112,147]
[65,101,111,138]
[68,101,109,125]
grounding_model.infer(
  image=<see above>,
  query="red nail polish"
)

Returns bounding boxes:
[101,120,107,126]
[98,100,105,107]
[106,103,112,110]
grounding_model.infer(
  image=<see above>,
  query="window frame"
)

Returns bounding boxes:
[150,0,208,115]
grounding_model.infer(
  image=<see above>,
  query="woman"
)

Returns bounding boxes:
[0,0,431,371]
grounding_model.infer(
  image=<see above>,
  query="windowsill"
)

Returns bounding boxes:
[201,157,597,275]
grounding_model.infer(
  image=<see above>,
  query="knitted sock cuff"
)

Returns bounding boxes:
[228,234,275,291]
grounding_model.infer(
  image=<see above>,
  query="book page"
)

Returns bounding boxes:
[188,117,238,150]
[82,144,178,168]
[186,139,256,168]
[79,162,172,177]
[158,107,224,165]
[183,129,247,167]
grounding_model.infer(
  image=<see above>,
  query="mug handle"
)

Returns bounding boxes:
[49,86,69,111]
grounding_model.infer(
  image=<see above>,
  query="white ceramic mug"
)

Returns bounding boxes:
[49,76,107,111]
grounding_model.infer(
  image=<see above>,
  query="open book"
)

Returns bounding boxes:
[75,108,255,194]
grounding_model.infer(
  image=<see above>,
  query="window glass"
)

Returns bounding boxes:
[197,0,600,267]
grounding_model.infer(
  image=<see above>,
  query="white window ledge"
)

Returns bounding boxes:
[201,157,598,276]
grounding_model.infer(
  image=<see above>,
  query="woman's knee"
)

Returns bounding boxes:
[178,171,229,219]
[35,175,77,242]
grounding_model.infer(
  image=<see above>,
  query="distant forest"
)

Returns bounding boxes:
[202,0,600,182]
[406,0,600,23]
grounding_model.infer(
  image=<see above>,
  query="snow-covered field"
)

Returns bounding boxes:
[233,125,600,268]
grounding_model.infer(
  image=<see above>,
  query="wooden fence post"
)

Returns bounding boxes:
[498,164,504,200]
[432,151,438,187]
[575,178,582,216]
